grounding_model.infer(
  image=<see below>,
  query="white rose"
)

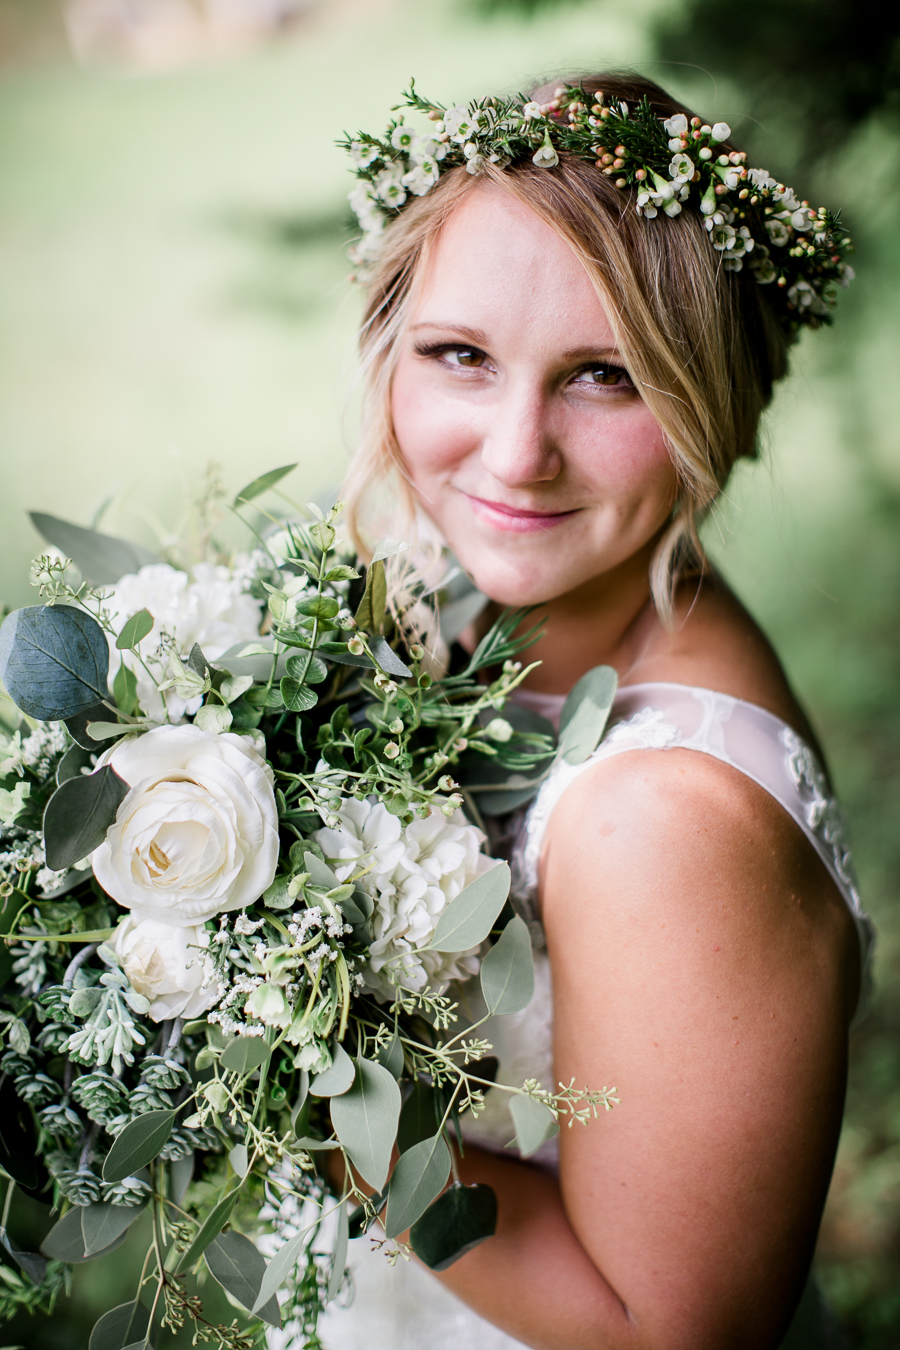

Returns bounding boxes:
[111,915,218,1022]
[92,726,279,925]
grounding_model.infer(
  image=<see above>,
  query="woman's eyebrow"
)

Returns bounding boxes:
[410,322,490,345]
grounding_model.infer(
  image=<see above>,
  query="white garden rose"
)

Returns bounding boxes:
[313,797,497,1001]
[111,915,218,1021]
[92,726,279,925]
[104,560,265,721]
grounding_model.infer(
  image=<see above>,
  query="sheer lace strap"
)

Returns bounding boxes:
[509,682,874,1019]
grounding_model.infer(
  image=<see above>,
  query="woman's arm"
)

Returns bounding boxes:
[428,749,858,1349]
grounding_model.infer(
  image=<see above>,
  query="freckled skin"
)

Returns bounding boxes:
[383,185,859,1349]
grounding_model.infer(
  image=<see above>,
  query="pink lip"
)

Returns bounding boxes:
[464,493,579,534]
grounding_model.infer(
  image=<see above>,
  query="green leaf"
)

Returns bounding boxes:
[219,1038,272,1074]
[409,1183,497,1271]
[397,1080,451,1155]
[233,463,297,507]
[295,594,340,620]
[384,1132,451,1238]
[304,851,339,889]
[169,1153,193,1207]
[285,654,328,685]
[326,1199,349,1304]
[43,766,129,871]
[280,677,318,713]
[112,662,138,717]
[354,559,386,634]
[429,863,511,953]
[370,538,410,563]
[40,1208,129,1264]
[0,1226,46,1284]
[376,1031,404,1080]
[102,1110,176,1184]
[81,1200,147,1257]
[115,610,154,651]
[330,1057,401,1191]
[88,1300,151,1350]
[309,1043,356,1098]
[29,512,160,586]
[173,1185,240,1275]
[509,1094,559,1157]
[206,1231,281,1329]
[65,702,109,749]
[368,635,411,678]
[292,1136,341,1150]
[480,916,534,1016]
[316,642,376,669]
[0,605,109,720]
[557,664,618,765]
[57,742,95,785]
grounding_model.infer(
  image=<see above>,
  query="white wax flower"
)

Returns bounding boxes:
[663,113,688,138]
[314,798,497,1001]
[92,726,279,925]
[104,561,264,721]
[111,915,217,1021]
[710,121,731,142]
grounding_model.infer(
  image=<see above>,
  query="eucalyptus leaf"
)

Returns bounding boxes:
[280,677,318,713]
[102,1109,176,1184]
[354,559,386,635]
[29,512,160,586]
[112,661,138,717]
[88,1300,151,1350]
[429,863,510,953]
[292,1136,341,1150]
[438,588,490,646]
[326,1200,349,1304]
[557,665,618,765]
[309,1043,355,1098]
[376,1031,404,1080]
[228,1144,248,1178]
[169,1152,193,1207]
[115,610,154,651]
[81,1200,147,1257]
[480,917,534,1016]
[219,1037,272,1074]
[384,1131,451,1238]
[285,653,328,685]
[0,604,109,721]
[303,851,339,890]
[173,1185,240,1275]
[409,1183,498,1271]
[233,463,297,507]
[291,1072,309,1128]
[509,1094,559,1157]
[368,635,412,678]
[316,642,375,669]
[65,702,110,749]
[43,766,129,871]
[0,1226,46,1284]
[397,1079,451,1155]
[206,1231,281,1328]
[330,1057,401,1192]
[370,539,411,563]
[40,1208,129,1263]
[57,742,95,785]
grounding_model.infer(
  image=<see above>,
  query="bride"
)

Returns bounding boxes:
[313,72,870,1349]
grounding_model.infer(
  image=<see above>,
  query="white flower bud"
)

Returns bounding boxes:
[484,718,514,743]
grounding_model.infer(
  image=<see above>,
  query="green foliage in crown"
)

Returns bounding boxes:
[340,80,854,339]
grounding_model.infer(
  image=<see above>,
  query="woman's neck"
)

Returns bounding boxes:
[480,541,662,696]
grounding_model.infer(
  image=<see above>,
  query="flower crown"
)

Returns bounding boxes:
[340,81,854,338]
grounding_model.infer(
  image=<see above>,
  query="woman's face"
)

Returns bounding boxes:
[390,185,678,608]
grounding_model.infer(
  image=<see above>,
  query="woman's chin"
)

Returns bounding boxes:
[463,557,572,609]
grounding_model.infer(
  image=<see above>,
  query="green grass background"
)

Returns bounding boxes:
[1,1,898,1345]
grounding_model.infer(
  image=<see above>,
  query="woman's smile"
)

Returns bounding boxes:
[461,491,581,533]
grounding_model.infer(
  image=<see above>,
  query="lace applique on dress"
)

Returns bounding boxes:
[780,726,862,909]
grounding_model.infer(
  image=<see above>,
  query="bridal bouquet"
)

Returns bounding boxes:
[0,468,617,1348]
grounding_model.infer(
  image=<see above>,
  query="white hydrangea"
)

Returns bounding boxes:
[313,798,497,1001]
[104,561,264,721]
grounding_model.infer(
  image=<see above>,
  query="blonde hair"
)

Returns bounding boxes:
[343,73,788,622]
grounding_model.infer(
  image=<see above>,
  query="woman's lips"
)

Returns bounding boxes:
[464,493,579,534]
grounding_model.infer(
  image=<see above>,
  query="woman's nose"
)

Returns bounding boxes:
[478,378,562,488]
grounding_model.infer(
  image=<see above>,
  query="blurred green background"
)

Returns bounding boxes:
[1,0,898,1345]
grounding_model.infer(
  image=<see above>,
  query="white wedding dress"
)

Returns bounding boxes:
[305,682,873,1350]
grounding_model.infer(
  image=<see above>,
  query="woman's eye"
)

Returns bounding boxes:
[572,364,634,388]
[443,347,486,368]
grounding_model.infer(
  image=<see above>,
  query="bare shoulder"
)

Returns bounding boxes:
[541,746,858,1006]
